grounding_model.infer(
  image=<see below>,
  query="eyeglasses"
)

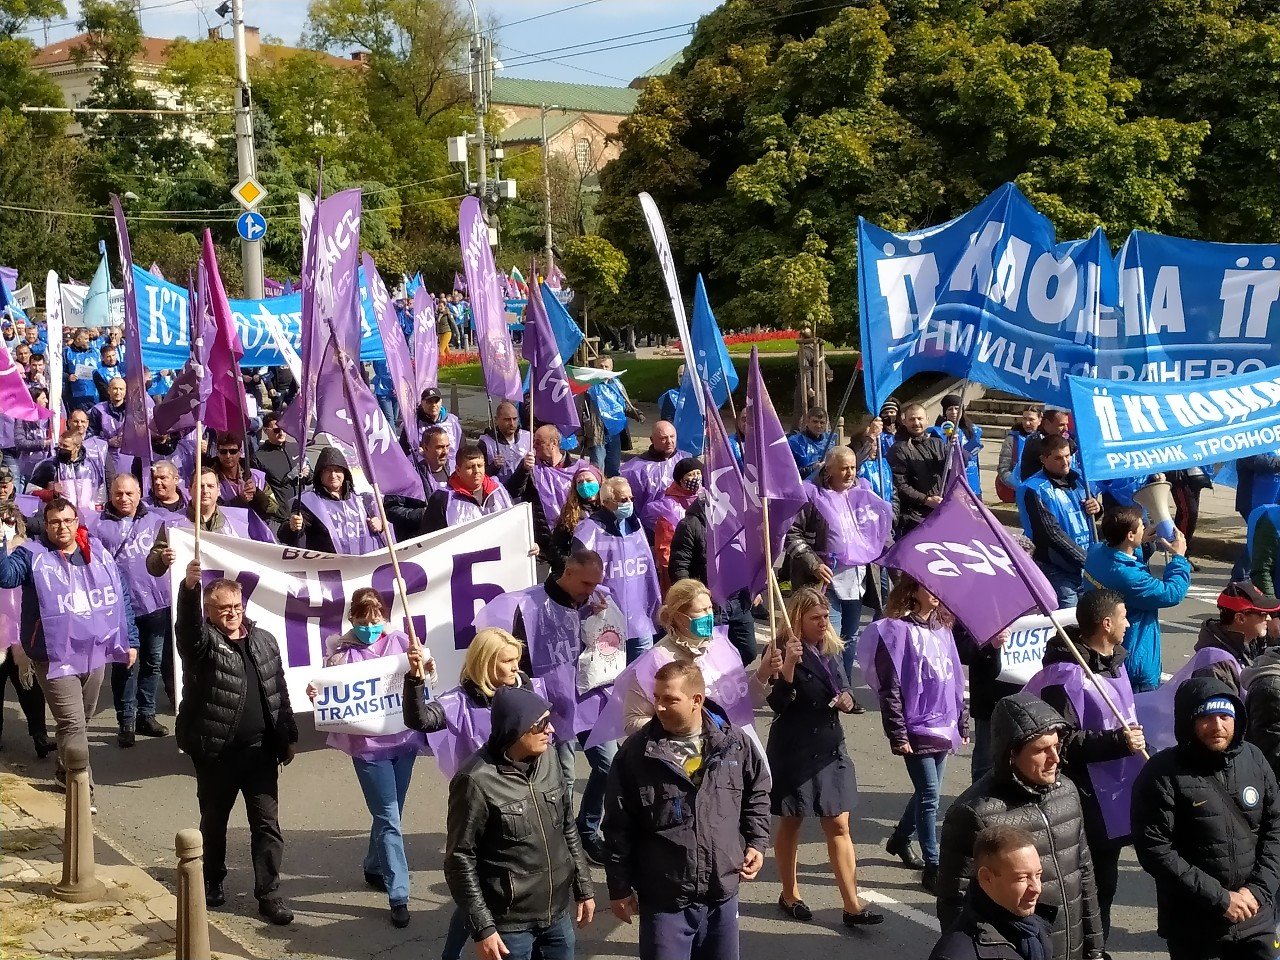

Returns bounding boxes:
[46,518,77,528]
[528,716,552,735]
[211,603,243,615]
[217,448,240,455]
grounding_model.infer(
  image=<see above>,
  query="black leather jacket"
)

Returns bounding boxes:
[445,743,592,942]
[173,582,298,762]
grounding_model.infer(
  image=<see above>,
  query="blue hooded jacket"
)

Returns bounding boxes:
[1081,543,1191,690]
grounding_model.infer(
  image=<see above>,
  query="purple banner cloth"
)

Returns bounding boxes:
[880,451,1058,642]
[743,346,807,596]
[151,272,213,436]
[412,286,438,405]
[701,381,755,606]
[200,231,250,438]
[856,616,965,752]
[573,514,660,640]
[363,253,418,441]
[808,482,894,566]
[459,197,522,402]
[0,347,50,422]
[586,628,752,748]
[1134,647,1239,754]
[109,196,152,462]
[1024,660,1142,840]
[523,273,580,434]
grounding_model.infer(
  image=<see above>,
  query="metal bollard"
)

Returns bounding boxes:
[175,829,211,960]
[51,742,105,903]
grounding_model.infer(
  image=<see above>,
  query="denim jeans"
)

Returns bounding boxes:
[894,752,947,866]
[722,589,758,666]
[575,730,616,841]
[111,608,168,724]
[970,718,993,783]
[604,433,623,478]
[640,895,740,960]
[442,906,469,960]
[826,588,863,685]
[1040,563,1082,610]
[351,752,416,906]
[587,444,607,472]
[626,635,653,664]
[376,395,399,433]
[500,911,576,960]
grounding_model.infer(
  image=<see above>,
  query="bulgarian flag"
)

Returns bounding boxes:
[565,364,625,396]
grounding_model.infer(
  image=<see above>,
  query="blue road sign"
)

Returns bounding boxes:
[236,210,267,242]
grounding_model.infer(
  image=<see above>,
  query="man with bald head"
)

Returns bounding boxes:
[479,399,531,485]
[97,474,172,746]
[620,420,691,529]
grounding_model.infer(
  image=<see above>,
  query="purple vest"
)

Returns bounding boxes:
[573,515,660,640]
[479,430,531,484]
[81,437,109,479]
[586,629,753,748]
[218,467,267,507]
[474,585,617,737]
[0,413,14,449]
[301,490,385,555]
[90,401,124,439]
[620,451,690,519]
[28,540,132,677]
[443,485,514,526]
[857,617,965,752]
[1025,661,1142,840]
[0,583,18,653]
[531,462,577,525]
[1135,647,1239,754]
[321,630,426,761]
[425,675,548,779]
[91,510,170,615]
[37,454,103,518]
[808,480,895,566]
[641,494,688,536]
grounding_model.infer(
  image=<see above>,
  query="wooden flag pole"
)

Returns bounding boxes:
[761,497,778,638]
[1045,609,1149,761]
[192,420,203,563]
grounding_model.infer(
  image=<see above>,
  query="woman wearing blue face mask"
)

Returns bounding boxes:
[547,463,603,579]
[305,588,429,929]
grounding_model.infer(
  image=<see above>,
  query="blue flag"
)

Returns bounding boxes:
[541,281,584,360]
[0,275,23,322]
[82,254,114,328]
[690,274,738,404]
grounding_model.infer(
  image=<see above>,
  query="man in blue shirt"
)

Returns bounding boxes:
[787,406,836,481]
[64,328,100,413]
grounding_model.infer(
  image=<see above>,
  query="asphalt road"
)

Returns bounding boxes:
[0,551,1235,960]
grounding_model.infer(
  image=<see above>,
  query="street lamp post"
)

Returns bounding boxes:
[540,102,561,275]
[230,0,263,299]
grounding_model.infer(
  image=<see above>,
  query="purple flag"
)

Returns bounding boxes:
[0,346,51,422]
[879,459,1057,641]
[151,272,213,435]
[459,197,522,402]
[200,231,249,438]
[0,267,15,293]
[263,277,284,297]
[453,271,466,294]
[523,270,580,434]
[743,346,806,597]
[110,195,153,461]
[701,382,755,606]
[412,286,438,399]
[148,263,165,280]
[364,253,419,445]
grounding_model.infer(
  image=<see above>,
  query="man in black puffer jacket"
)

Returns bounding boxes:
[1132,676,1280,960]
[175,559,298,925]
[670,498,757,666]
[937,693,1103,960]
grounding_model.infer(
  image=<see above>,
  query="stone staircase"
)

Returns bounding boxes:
[965,392,1041,444]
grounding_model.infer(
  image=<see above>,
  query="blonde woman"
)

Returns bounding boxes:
[769,587,883,928]
[572,476,661,663]
[401,627,540,960]
[590,579,778,744]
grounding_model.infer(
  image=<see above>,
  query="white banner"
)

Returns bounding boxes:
[312,651,417,735]
[168,505,537,713]
[45,271,63,443]
[638,191,704,419]
[59,281,126,327]
[12,283,34,311]
[996,607,1078,685]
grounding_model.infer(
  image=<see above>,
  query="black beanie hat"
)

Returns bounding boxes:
[673,457,703,483]
[488,685,553,752]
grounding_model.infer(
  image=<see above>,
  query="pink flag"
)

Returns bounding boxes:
[151,272,213,436]
[0,346,50,422]
[459,197,522,402]
[200,231,249,437]
[701,382,754,606]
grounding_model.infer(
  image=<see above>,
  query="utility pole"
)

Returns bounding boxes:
[231,0,264,299]
[540,103,560,274]
[468,2,490,224]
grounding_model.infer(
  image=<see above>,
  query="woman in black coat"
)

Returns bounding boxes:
[767,587,884,930]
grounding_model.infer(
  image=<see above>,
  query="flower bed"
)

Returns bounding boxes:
[672,329,800,351]
[439,350,480,368]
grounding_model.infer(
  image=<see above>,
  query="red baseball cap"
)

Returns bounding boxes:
[1217,582,1280,614]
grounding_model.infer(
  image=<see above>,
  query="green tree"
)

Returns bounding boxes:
[560,234,628,326]
[597,0,1210,341]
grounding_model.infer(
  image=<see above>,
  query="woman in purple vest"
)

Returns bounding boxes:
[13,386,53,485]
[305,588,425,929]
[282,446,385,555]
[572,476,660,663]
[770,587,884,929]
[401,626,537,960]
[856,575,967,893]
[548,462,602,579]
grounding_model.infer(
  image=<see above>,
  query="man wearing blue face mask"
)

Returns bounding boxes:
[572,477,662,665]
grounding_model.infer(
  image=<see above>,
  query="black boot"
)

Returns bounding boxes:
[258,897,294,926]
[136,716,168,738]
[117,724,135,748]
[886,834,925,870]
[32,734,54,759]
[205,880,225,908]
[922,864,939,893]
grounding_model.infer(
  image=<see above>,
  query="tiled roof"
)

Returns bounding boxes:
[490,77,638,116]
[498,112,586,144]
[636,48,686,79]
[31,33,354,71]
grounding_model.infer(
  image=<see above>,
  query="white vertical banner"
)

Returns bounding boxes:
[45,270,64,444]
[167,505,537,712]
[638,191,705,418]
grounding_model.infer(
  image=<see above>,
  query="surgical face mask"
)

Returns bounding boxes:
[576,479,600,500]
[680,475,702,493]
[352,623,385,645]
[613,501,634,520]
[689,613,715,638]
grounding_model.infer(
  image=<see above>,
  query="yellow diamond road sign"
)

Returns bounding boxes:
[231,176,267,210]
